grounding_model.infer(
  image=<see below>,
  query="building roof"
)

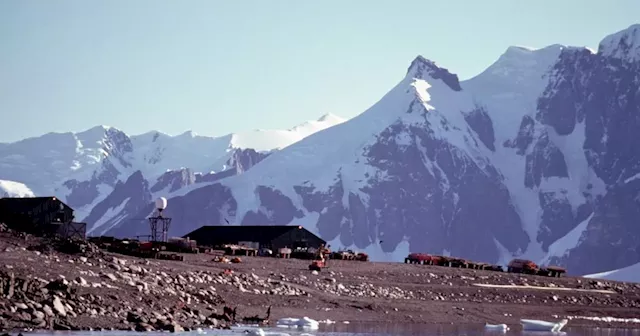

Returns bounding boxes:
[0,197,73,212]
[183,225,323,243]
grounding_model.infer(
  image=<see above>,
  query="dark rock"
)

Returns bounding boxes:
[53,321,71,331]
[135,323,155,332]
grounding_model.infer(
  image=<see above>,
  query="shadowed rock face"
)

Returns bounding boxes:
[84,170,152,236]
[354,119,528,261]
[464,106,496,152]
[227,148,271,174]
[524,132,569,189]
[151,168,196,194]
[408,56,462,91]
[84,147,271,235]
[194,148,271,184]
[504,115,535,155]
[241,186,304,225]
[107,183,239,239]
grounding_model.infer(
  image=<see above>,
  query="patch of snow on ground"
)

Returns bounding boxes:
[539,213,594,265]
[0,180,35,197]
[584,261,640,283]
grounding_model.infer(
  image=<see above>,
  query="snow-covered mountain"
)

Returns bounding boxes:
[0,180,35,198]
[98,24,640,276]
[0,113,346,233]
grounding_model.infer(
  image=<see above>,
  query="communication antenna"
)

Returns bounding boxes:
[148,197,172,242]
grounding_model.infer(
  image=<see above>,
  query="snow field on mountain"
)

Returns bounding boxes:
[0,180,35,197]
[219,74,422,224]
[585,261,640,283]
[598,24,640,62]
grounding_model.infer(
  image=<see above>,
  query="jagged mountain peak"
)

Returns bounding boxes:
[79,125,114,133]
[406,55,462,91]
[177,130,198,138]
[316,113,344,123]
[598,24,640,62]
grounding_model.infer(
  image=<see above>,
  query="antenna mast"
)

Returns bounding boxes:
[148,197,172,242]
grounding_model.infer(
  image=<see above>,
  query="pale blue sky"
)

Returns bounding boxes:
[1,0,638,142]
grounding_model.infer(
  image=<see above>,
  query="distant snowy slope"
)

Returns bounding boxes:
[0,113,346,227]
[0,180,35,198]
[130,113,347,176]
[585,262,640,283]
[229,113,347,151]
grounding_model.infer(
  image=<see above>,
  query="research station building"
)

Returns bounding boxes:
[0,196,87,239]
[182,225,326,250]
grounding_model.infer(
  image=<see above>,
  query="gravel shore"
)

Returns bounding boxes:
[1,229,640,332]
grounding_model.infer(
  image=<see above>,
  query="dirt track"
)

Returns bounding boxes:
[1,230,640,332]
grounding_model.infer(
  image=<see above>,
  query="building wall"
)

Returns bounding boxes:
[0,198,74,233]
[183,226,326,250]
[270,228,326,250]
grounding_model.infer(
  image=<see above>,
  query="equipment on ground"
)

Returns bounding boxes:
[308,243,329,271]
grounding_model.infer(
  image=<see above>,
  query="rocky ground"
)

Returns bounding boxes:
[1,228,640,332]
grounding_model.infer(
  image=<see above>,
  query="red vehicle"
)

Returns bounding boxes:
[507,259,539,274]
[405,253,440,265]
[355,252,369,262]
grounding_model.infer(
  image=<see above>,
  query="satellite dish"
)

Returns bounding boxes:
[155,197,168,210]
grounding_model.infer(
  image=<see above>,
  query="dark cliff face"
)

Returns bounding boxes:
[151,168,196,193]
[194,148,271,183]
[84,170,152,236]
[107,183,238,239]
[293,116,528,261]
[463,106,496,152]
[94,147,272,235]
[227,148,271,174]
[536,47,640,274]
[408,56,462,92]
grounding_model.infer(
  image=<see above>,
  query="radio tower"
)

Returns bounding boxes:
[148,197,172,242]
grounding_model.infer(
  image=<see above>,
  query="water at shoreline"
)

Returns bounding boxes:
[14,322,640,336]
